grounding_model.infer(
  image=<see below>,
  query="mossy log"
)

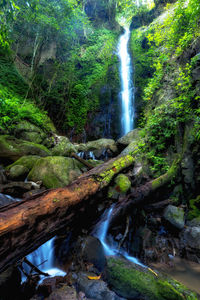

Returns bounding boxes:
[109,155,181,226]
[0,155,134,273]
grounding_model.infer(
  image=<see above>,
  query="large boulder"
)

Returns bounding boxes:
[79,236,106,272]
[7,165,29,181]
[117,129,141,148]
[51,136,77,157]
[14,121,47,144]
[27,156,82,189]
[76,138,118,159]
[0,135,51,161]
[106,257,197,300]
[6,155,40,171]
[163,205,185,230]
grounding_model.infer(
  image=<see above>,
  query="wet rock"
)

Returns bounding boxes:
[47,285,77,300]
[14,121,47,144]
[105,257,197,300]
[76,139,118,158]
[187,217,200,227]
[181,226,200,250]
[38,276,65,297]
[117,129,141,147]
[28,156,82,189]
[80,236,106,273]
[8,165,29,181]
[163,205,185,230]
[6,155,40,172]
[77,272,125,300]
[52,136,77,156]
[0,135,51,162]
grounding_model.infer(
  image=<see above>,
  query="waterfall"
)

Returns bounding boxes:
[94,207,146,268]
[118,27,134,137]
[22,237,66,281]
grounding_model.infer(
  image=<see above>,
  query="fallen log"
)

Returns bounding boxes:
[0,154,134,273]
[109,155,182,226]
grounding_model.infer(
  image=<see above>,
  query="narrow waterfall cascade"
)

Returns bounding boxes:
[22,237,66,281]
[118,27,135,136]
[94,207,145,268]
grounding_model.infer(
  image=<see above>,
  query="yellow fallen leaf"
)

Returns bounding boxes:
[87,274,101,280]
[148,268,158,277]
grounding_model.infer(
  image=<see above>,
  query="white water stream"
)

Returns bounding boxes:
[95,206,145,268]
[22,238,65,281]
[118,27,134,136]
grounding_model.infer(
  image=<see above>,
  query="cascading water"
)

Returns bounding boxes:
[118,27,135,136]
[22,237,65,281]
[94,207,145,268]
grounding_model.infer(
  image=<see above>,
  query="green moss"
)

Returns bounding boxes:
[98,155,134,187]
[28,156,82,189]
[6,155,40,171]
[106,258,197,300]
[0,135,50,162]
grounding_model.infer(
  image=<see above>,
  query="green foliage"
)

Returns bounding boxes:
[188,196,200,220]
[130,0,200,176]
[0,85,51,132]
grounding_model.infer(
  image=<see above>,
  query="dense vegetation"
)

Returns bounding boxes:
[0,0,119,137]
[130,0,200,176]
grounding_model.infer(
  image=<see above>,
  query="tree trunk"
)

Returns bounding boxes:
[0,155,134,273]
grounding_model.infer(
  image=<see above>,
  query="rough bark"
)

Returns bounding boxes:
[0,155,134,273]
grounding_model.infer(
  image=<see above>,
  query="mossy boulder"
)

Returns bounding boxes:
[120,140,138,156]
[51,136,77,156]
[163,205,185,230]
[76,139,118,158]
[106,257,197,300]
[14,121,47,144]
[108,174,131,199]
[0,135,51,161]
[8,165,29,181]
[6,155,40,171]
[117,129,141,147]
[27,156,82,188]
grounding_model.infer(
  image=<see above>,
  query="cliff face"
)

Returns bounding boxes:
[130,0,200,199]
[8,0,120,141]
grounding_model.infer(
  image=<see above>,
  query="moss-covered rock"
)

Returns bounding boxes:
[108,174,131,199]
[6,155,40,171]
[8,165,29,181]
[51,136,77,156]
[163,205,185,230]
[106,257,197,300]
[76,138,118,155]
[14,120,47,144]
[27,156,82,188]
[0,135,51,161]
[117,129,141,147]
